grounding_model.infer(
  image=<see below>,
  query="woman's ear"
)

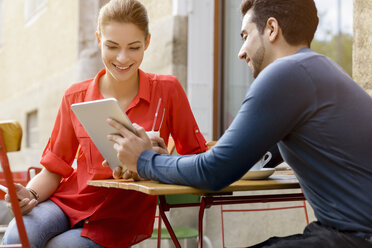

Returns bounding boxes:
[96,31,102,48]
[144,33,151,50]
[266,17,280,43]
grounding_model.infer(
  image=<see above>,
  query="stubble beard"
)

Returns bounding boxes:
[251,37,265,78]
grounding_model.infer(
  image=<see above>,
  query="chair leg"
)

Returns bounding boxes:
[0,132,30,248]
[302,200,309,224]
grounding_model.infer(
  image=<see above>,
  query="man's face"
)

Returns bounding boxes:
[238,10,266,78]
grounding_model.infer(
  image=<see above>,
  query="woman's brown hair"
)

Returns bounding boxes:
[97,0,149,38]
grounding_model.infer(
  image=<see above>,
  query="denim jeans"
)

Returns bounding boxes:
[1,200,105,248]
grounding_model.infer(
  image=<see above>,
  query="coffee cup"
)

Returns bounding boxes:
[249,151,272,171]
[146,131,160,146]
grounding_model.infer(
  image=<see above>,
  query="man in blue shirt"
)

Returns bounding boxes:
[106,0,372,247]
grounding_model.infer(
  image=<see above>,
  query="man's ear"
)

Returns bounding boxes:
[144,33,151,50]
[96,31,102,48]
[265,17,280,43]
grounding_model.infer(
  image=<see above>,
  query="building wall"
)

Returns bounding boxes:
[0,0,79,170]
[0,0,180,171]
[353,0,372,95]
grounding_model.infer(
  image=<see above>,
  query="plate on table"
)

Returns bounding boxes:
[241,168,275,180]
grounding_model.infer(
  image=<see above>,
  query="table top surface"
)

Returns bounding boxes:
[87,169,300,196]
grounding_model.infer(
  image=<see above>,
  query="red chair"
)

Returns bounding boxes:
[0,120,30,248]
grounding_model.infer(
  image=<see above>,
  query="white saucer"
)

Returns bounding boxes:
[241,168,275,180]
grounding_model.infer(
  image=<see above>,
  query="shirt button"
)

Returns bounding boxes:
[195,129,199,133]
[85,220,89,224]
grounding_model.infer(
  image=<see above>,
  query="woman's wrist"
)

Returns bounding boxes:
[27,188,40,203]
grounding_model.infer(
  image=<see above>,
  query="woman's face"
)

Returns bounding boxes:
[97,22,150,83]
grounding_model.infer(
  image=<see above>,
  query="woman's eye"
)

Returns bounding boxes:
[106,45,117,49]
[130,47,140,50]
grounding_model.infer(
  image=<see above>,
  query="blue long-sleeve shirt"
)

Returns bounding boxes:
[137,48,372,234]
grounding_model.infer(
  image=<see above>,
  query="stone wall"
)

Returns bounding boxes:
[353,0,372,95]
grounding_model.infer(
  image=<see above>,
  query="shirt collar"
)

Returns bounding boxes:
[84,68,151,104]
[136,68,151,104]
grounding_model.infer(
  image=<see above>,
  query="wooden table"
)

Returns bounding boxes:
[88,170,304,248]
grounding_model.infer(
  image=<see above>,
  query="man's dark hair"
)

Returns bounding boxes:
[241,0,319,46]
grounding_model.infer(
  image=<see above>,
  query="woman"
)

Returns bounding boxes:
[2,0,207,247]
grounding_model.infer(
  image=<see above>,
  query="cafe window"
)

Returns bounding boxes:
[24,0,47,24]
[214,0,353,137]
[312,0,353,76]
[219,0,253,136]
[26,110,39,148]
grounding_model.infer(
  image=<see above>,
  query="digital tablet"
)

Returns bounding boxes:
[71,98,135,171]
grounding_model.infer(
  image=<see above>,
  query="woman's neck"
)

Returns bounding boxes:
[99,70,139,110]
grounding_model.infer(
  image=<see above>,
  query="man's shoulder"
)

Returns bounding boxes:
[273,48,322,70]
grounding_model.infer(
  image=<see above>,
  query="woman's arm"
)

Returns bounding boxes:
[26,168,62,202]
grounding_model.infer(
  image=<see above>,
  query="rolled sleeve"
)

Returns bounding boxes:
[40,150,74,178]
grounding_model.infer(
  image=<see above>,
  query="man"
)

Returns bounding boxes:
[106,0,372,247]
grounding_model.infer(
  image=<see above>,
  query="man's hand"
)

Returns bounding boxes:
[106,119,152,173]
[150,135,168,154]
[4,183,38,215]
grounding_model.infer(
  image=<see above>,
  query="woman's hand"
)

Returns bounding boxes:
[4,183,38,215]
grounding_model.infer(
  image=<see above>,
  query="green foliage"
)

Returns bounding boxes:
[311,32,353,76]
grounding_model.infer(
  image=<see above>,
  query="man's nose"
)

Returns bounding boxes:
[238,49,246,60]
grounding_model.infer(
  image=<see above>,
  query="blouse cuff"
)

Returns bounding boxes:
[40,151,74,178]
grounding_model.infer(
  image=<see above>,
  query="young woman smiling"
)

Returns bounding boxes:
[2,0,207,247]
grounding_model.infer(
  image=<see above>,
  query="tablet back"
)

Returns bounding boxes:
[71,98,134,170]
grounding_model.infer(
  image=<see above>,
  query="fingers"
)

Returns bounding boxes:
[152,146,169,154]
[102,160,109,167]
[6,197,37,215]
[113,166,123,179]
[154,137,167,150]
[132,123,148,140]
[107,118,136,139]
[14,183,24,190]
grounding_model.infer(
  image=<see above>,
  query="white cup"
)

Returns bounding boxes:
[146,131,160,146]
[250,152,272,171]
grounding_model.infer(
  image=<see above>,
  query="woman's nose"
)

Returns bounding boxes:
[117,49,128,63]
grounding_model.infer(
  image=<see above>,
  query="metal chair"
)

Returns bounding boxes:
[0,120,30,248]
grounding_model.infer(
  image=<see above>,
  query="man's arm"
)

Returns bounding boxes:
[109,60,315,191]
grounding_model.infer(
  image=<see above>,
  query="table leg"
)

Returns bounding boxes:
[158,196,181,248]
[198,197,207,248]
[157,214,162,248]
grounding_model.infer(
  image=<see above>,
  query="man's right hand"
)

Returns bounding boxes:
[4,183,38,215]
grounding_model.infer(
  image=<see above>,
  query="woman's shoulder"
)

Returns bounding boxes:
[64,78,93,96]
[144,72,180,86]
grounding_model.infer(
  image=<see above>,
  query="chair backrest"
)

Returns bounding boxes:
[0,121,22,152]
[0,121,30,248]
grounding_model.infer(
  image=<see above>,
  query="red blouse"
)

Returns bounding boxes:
[40,69,207,247]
